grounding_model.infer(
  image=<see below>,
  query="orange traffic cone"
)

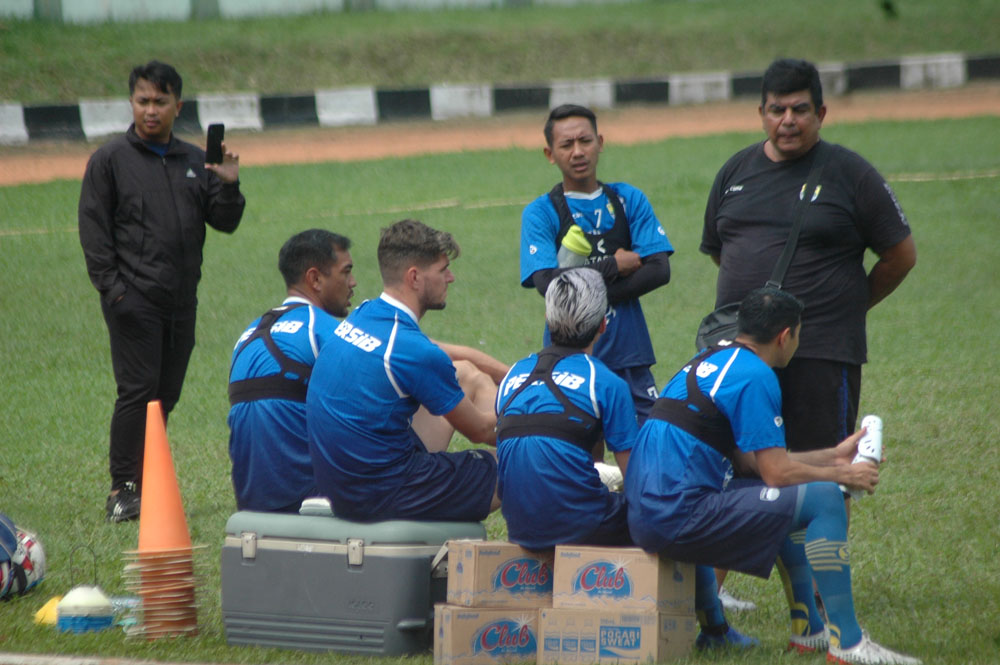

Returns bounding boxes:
[124,400,198,639]
[138,400,191,552]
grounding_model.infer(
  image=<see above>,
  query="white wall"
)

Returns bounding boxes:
[0,0,33,19]
[7,0,638,22]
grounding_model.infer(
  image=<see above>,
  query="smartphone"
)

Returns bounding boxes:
[205,123,225,164]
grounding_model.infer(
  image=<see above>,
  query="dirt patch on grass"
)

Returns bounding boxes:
[2,83,998,187]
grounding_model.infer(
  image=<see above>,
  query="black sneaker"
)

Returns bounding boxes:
[106,482,141,523]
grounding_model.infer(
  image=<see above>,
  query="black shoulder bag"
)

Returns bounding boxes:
[695,143,830,350]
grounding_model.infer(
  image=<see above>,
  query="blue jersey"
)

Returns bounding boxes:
[227,297,338,512]
[520,182,673,370]
[496,352,638,549]
[307,294,465,516]
[625,346,786,544]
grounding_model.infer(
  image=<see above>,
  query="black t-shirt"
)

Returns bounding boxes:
[701,140,911,364]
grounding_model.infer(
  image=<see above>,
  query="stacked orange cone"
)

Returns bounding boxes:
[123,401,198,639]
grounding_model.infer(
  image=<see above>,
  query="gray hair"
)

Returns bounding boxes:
[545,268,607,348]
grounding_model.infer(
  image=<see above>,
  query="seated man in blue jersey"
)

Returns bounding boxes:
[228,229,357,513]
[228,228,505,514]
[520,104,673,427]
[307,219,500,522]
[625,288,920,665]
[496,268,637,550]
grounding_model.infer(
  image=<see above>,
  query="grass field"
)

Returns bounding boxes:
[2,0,999,103]
[1,113,999,663]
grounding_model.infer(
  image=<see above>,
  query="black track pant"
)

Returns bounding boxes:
[100,288,196,492]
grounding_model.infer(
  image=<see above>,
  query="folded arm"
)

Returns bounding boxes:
[529,251,670,304]
[605,251,670,303]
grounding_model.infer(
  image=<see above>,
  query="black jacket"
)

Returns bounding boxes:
[79,124,245,310]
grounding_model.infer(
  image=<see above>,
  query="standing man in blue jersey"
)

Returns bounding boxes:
[80,60,245,522]
[307,219,500,522]
[228,230,356,513]
[520,104,673,427]
[625,288,921,665]
[496,268,638,550]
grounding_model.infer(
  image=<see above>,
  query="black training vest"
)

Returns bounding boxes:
[647,344,749,462]
[228,303,314,405]
[495,346,603,454]
[549,182,632,261]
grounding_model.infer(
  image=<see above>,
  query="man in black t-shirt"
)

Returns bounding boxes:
[701,58,915,455]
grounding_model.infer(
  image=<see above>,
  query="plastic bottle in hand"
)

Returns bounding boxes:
[557,225,592,267]
[841,415,883,500]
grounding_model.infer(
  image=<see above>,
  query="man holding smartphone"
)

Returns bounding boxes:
[79,60,246,522]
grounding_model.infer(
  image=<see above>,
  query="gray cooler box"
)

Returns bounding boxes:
[221,510,485,655]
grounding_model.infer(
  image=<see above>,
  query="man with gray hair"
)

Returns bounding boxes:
[495,268,638,549]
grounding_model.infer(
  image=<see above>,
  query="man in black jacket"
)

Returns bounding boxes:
[79,60,245,522]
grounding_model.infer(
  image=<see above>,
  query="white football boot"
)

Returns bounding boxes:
[718,586,757,612]
[827,631,922,665]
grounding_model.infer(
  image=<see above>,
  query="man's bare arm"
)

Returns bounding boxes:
[443,397,497,446]
[868,235,916,310]
[434,341,510,384]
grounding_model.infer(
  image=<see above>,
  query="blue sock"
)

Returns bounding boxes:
[792,482,862,649]
[776,529,826,637]
[694,564,726,630]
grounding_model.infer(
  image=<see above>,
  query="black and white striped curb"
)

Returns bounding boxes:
[2,52,998,145]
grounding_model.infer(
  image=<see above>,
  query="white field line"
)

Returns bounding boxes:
[888,168,1000,182]
[1,170,997,238]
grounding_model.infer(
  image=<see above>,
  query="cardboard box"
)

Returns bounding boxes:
[447,540,554,608]
[552,546,694,614]
[435,605,539,665]
[537,608,697,665]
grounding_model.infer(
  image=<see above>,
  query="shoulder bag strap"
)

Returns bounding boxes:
[766,142,831,289]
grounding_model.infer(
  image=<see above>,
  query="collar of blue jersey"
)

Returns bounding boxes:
[282,295,313,307]
[379,292,419,324]
[563,186,606,201]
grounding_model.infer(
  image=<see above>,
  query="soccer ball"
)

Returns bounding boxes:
[0,560,11,598]
[0,512,16,598]
[0,513,46,599]
[11,528,46,595]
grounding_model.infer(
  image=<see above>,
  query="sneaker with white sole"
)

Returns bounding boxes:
[594,462,623,492]
[105,482,141,523]
[719,586,757,611]
[789,627,829,653]
[827,631,922,665]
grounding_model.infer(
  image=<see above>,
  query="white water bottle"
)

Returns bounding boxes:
[853,415,883,465]
[842,415,883,500]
